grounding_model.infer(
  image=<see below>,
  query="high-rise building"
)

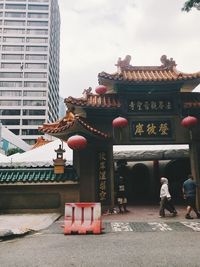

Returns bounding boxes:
[0,0,60,145]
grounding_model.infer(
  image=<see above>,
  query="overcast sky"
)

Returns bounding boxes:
[58,0,200,99]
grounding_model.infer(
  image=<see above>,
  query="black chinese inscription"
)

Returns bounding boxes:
[128,100,173,113]
[131,120,172,138]
[97,151,109,204]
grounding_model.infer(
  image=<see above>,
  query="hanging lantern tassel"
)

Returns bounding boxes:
[112,117,128,141]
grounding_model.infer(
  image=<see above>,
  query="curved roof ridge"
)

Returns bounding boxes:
[98,54,200,84]
[174,66,200,77]
[65,93,121,108]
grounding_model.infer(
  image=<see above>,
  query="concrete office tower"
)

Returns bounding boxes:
[0,0,60,145]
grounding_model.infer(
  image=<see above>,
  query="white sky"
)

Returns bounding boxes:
[58,0,200,99]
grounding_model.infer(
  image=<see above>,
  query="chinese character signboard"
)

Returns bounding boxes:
[131,120,173,139]
[96,151,110,205]
[128,99,174,113]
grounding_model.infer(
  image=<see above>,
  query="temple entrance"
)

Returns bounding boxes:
[40,54,200,210]
[115,152,191,206]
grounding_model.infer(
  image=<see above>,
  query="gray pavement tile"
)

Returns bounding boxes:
[167,222,193,231]
[129,222,154,232]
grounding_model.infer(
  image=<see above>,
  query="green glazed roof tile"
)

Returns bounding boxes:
[0,166,78,184]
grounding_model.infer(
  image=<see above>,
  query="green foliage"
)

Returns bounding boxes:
[7,147,23,156]
[182,0,200,11]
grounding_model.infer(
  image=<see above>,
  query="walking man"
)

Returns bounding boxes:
[116,175,129,213]
[183,174,200,219]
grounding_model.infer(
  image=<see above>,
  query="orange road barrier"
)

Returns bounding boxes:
[64,202,102,234]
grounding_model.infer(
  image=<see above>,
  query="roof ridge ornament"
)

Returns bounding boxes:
[82,87,92,98]
[160,55,176,70]
[115,55,132,72]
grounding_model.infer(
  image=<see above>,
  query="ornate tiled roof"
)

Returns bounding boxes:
[0,166,78,184]
[98,55,200,84]
[65,94,121,108]
[32,136,52,149]
[39,116,109,138]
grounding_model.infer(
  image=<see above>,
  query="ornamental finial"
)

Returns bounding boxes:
[160,55,176,69]
[115,55,132,71]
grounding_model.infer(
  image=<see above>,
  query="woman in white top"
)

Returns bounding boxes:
[159,177,177,218]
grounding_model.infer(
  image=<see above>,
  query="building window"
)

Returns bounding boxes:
[25,63,47,69]
[28,0,49,2]
[22,119,45,125]
[5,0,26,2]
[10,129,20,135]
[26,46,48,52]
[24,82,47,87]
[27,21,48,26]
[24,72,47,78]
[2,45,24,51]
[4,20,25,26]
[0,81,22,87]
[0,100,21,106]
[27,29,48,35]
[2,54,24,60]
[28,4,49,10]
[1,119,20,125]
[23,100,46,106]
[25,54,47,60]
[5,12,26,18]
[3,37,25,43]
[23,90,46,96]
[0,72,23,78]
[1,63,22,69]
[22,129,42,135]
[0,90,22,96]
[22,109,45,116]
[3,28,25,34]
[28,12,48,18]
[26,37,48,43]
[0,109,21,115]
[5,4,26,10]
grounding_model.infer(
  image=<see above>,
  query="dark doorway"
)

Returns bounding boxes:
[128,163,150,204]
[164,159,191,204]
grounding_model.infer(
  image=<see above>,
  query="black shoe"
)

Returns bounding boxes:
[185,214,193,219]
[196,213,200,218]
[172,211,177,217]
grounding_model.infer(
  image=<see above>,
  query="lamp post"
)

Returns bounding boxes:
[53,144,66,174]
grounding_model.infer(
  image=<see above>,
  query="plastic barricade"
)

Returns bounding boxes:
[64,202,102,234]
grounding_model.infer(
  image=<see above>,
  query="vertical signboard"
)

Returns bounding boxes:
[96,151,110,205]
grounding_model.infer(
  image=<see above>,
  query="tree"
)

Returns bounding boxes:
[182,0,200,11]
[7,147,23,156]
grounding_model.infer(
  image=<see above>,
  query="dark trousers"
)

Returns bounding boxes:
[160,197,176,216]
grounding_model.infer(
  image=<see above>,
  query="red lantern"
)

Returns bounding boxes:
[112,117,128,128]
[67,135,87,150]
[95,85,107,95]
[181,116,198,128]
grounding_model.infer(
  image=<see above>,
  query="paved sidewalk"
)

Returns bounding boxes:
[1,205,198,239]
[102,205,187,222]
[0,213,61,239]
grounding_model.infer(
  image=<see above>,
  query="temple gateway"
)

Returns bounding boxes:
[40,55,200,210]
